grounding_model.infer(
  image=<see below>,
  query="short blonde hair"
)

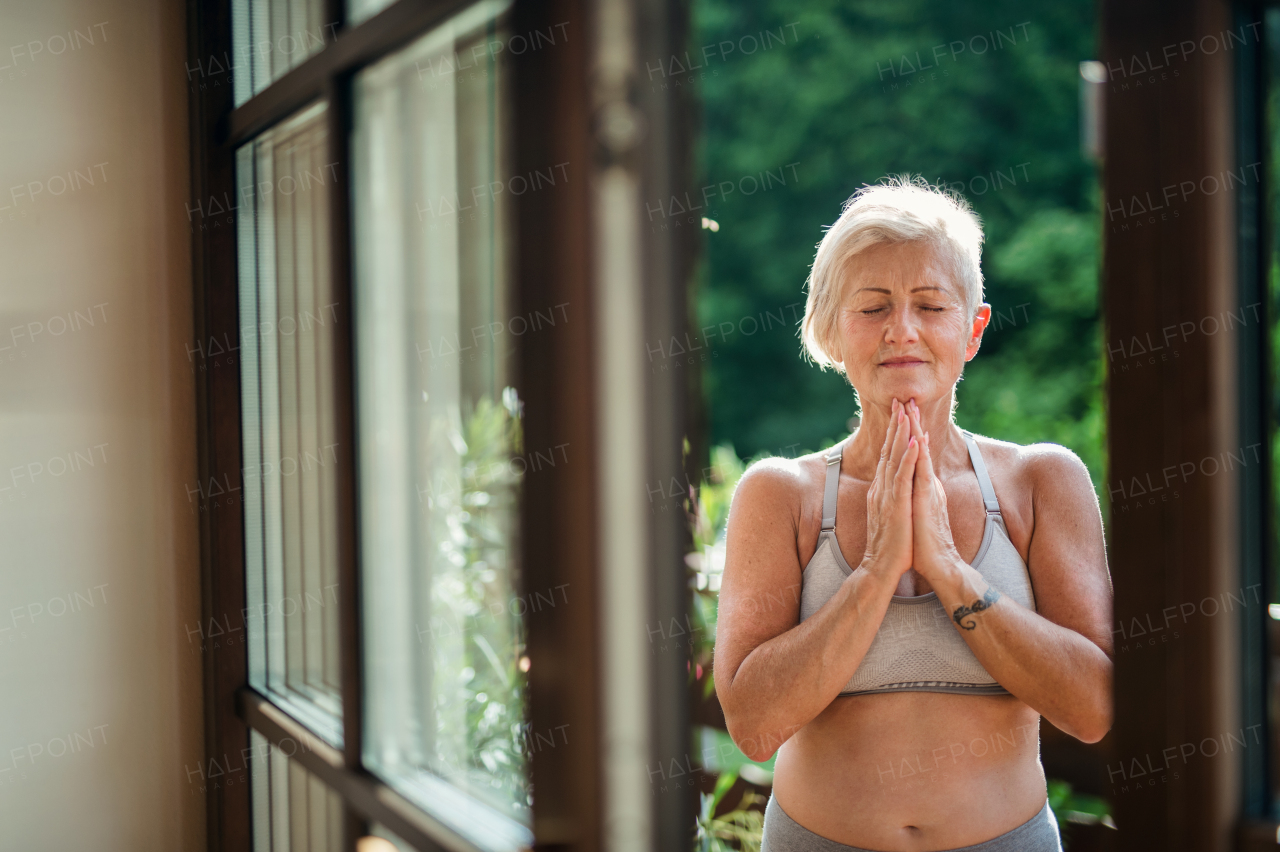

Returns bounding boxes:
[800,175,985,372]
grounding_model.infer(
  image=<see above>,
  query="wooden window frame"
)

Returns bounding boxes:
[1102,0,1275,848]
[186,0,695,850]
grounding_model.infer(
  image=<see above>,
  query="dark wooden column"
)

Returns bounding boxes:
[186,0,252,848]
[513,1,604,849]
[1101,0,1254,849]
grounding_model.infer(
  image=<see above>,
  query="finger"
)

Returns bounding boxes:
[895,434,921,495]
[922,431,938,480]
[876,400,898,482]
[913,428,931,487]
[889,403,910,472]
[880,400,899,458]
[907,399,925,440]
[917,432,943,508]
[875,402,895,483]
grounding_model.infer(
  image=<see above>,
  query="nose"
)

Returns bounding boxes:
[883,301,919,346]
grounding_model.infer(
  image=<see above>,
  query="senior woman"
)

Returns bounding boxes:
[714,177,1113,852]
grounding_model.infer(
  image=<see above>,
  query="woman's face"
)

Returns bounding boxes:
[834,240,989,409]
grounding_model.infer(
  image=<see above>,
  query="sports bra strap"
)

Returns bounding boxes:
[820,431,1000,530]
[820,438,846,531]
[960,430,1002,515]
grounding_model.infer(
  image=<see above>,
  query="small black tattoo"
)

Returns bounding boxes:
[953,587,1001,630]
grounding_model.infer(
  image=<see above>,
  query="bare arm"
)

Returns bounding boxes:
[714,402,918,761]
[910,411,1113,742]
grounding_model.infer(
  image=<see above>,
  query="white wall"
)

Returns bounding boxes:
[0,0,204,849]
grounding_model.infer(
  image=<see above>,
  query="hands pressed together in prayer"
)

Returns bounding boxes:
[862,398,974,599]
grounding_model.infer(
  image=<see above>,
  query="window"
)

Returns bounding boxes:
[238,99,345,747]
[189,0,690,848]
[232,0,331,105]
[250,730,348,851]
[350,1,532,842]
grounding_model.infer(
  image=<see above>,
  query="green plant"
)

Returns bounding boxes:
[686,444,745,696]
[696,769,766,852]
[429,390,530,815]
[1048,778,1116,846]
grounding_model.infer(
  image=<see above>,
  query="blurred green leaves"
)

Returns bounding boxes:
[693,0,1104,486]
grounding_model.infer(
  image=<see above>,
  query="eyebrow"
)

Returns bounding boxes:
[854,285,947,294]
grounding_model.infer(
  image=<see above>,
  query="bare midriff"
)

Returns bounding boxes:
[771,690,1045,851]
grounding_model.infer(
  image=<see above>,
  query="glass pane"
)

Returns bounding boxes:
[345,0,393,27]
[232,0,333,107]
[238,101,344,746]
[351,0,531,847]
[250,729,345,852]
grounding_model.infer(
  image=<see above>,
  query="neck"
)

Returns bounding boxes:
[846,395,967,478]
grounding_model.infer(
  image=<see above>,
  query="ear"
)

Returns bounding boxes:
[964,304,991,361]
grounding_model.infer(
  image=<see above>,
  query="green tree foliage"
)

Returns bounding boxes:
[686,0,1104,485]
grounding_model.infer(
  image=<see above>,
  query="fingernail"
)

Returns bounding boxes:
[908,437,915,447]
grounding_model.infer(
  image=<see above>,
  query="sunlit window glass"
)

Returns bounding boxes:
[345,0,394,27]
[232,0,332,106]
[249,730,345,852]
[237,101,344,747]
[351,0,530,846]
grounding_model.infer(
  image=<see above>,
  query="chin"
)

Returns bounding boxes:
[867,378,943,404]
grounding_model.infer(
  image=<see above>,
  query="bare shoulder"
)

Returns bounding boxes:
[1021,441,1097,505]
[728,449,827,524]
[968,433,1094,496]
[965,434,1100,546]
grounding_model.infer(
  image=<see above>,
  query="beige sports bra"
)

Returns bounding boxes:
[799,429,1037,696]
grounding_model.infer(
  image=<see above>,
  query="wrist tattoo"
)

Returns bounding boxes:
[953,586,1001,630]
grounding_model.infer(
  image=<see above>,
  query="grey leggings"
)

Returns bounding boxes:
[761,795,1063,852]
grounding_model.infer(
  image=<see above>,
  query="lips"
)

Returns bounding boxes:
[879,357,926,367]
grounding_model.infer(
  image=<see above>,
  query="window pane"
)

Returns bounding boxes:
[250,730,345,852]
[345,0,393,27]
[238,101,344,746]
[232,0,332,107]
[351,0,531,847]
